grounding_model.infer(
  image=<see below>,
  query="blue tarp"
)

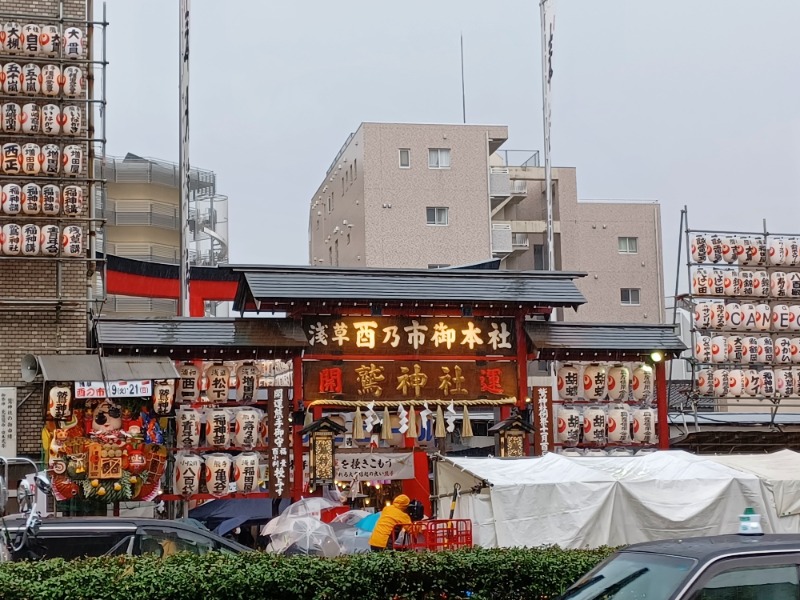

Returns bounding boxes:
[189,498,289,530]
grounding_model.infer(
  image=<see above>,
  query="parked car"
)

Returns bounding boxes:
[0,516,252,560]
[559,534,800,599]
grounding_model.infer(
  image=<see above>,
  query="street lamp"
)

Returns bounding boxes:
[301,417,346,488]
[489,413,534,458]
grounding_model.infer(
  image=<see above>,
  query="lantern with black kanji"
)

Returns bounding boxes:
[301,417,346,487]
[488,413,533,458]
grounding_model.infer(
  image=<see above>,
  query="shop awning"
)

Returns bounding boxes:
[101,356,179,381]
[31,355,179,382]
[36,355,104,382]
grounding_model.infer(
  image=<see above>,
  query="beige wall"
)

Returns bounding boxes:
[108,182,179,205]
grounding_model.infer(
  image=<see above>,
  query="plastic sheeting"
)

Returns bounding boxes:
[435,451,798,549]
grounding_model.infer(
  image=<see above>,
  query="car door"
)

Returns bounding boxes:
[682,554,800,600]
[132,526,216,557]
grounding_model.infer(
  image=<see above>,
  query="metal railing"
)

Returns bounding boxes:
[104,295,177,315]
[512,233,530,249]
[97,155,216,193]
[494,150,541,168]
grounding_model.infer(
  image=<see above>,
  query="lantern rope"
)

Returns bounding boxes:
[306,397,516,408]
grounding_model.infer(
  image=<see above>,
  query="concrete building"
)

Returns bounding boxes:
[99,154,229,317]
[308,122,665,325]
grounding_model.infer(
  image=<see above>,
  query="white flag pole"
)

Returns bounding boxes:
[178,0,191,317]
[539,0,556,272]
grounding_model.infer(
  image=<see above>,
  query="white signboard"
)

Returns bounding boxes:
[75,380,152,398]
[0,388,16,458]
[335,452,415,481]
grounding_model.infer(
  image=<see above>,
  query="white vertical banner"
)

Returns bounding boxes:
[540,0,556,272]
[0,388,17,458]
[179,0,191,316]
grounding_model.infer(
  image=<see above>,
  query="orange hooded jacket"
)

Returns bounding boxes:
[369,494,412,549]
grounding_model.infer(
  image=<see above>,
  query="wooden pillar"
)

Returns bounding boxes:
[292,354,305,501]
[401,450,431,517]
[655,360,670,450]
[515,313,532,455]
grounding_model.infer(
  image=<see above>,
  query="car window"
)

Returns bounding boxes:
[136,527,215,556]
[106,535,135,557]
[33,532,130,560]
[694,564,799,600]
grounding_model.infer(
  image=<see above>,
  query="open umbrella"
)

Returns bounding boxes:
[381,406,393,441]
[213,515,250,537]
[262,515,342,557]
[461,406,474,438]
[406,406,417,439]
[352,407,365,441]
[354,512,381,532]
[331,509,371,526]
[435,405,447,438]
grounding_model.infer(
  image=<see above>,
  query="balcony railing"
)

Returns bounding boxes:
[97,156,216,193]
[104,295,177,315]
[512,233,530,249]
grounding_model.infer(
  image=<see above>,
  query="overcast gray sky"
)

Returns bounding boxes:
[102,0,800,295]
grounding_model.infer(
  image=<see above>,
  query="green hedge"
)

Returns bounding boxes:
[0,547,615,600]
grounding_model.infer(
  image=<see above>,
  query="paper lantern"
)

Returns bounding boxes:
[61,144,83,176]
[40,224,60,256]
[788,273,800,299]
[61,224,82,257]
[694,301,714,330]
[61,105,82,137]
[695,334,712,363]
[235,364,259,402]
[775,368,794,398]
[710,301,726,330]
[793,368,800,397]
[19,102,39,134]
[259,411,270,446]
[47,385,72,419]
[743,369,759,396]
[176,406,201,449]
[792,339,800,364]
[736,238,755,265]
[205,364,230,403]
[41,143,60,175]
[1,223,21,255]
[606,364,630,401]
[692,268,709,295]
[757,337,775,364]
[756,239,768,265]
[758,369,775,397]
[21,63,40,95]
[178,363,201,402]
[2,63,22,95]
[728,369,744,397]
[726,335,745,363]
[62,185,83,216]
[709,269,725,296]
[40,26,60,57]
[21,182,40,215]
[41,184,60,216]
[787,238,800,266]
[1,22,22,53]
[772,304,791,332]
[774,337,793,365]
[556,405,581,444]
[63,26,84,59]
[722,271,740,297]
[753,271,769,297]
[632,364,654,401]
[152,380,175,415]
[768,237,788,266]
[691,234,709,263]
[754,304,771,332]
[21,143,40,176]
[695,369,712,395]
[20,224,40,256]
[61,65,84,98]
[710,335,728,363]
[556,364,580,400]
[632,408,657,444]
[21,25,40,55]
[740,304,756,331]
[582,405,606,444]
[175,453,203,497]
[2,142,21,174]
[1,183,21,215]
[40,63,60,95]
[582,364,607,400]
[741,336,760,364]
[607,403,631,443]
[233,407,260,448]
[738,271,755,297]
[771,272,788,298]
[1,102,20,132]
[721,237,738,263]
[205,407,231,448]
[708,235,723,263]
[723,303,741,331]
[234,452,260,494]
[205,453,233,498]
[712,369,729,397]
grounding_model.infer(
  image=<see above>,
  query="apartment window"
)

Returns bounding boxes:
[426,207,449,226]
[620,288,640,306]
[341,177,344,195]
[428,148,451,169]
[334,239,339,267]
[427,264,450,269]
[353,158,357,179]
[618,236,638,254]
[328,246,333,265]
[347,233,351,245]
[399,148,410,168]
[327,195,333,213]
[533,244,545,270]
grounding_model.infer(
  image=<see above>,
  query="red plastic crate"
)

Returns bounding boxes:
[392,519,473,552]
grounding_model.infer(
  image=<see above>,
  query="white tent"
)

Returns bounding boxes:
[435,450,800,549]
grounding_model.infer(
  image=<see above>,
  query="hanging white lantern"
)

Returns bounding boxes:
[756,239,768,265]
[1,183,21,215]
[736,238,753,265]
[21,182,41,215]
[556,364,580,400]
[20,63,40,95]
[722,270,740,297]
[632,407,657,445]
[772,304,791,331]
[752,271,769,297]
[793,368,800,397]
[695,334,712,363]
[692,268,710,295]
[694,301,714,330]
[582,405,607,445]
[205,453,233,498]
[723,302,742,331]
[178,363,201,403]
[758,369,776,397]
[791,338,800,364]
[41,184,60,216]
[721,237,738,264]
[740,304,756,331]
[21,25,40,55]
[152,380,175,415]
[738,270,755,297]
[40,26,60,57]
[787,272,800,299]
[61,144,83,176]
[708,235,723,263]
[754,304,771,332]
[728,369,744,397]
[2,142,21,174]
[235,364,259,402]
[606,364,630,401]
[61,65,84,98]
[741,336,760,364]
[582,364,607,401]
[1,102,20,132]
[607,403,631,443]
[40,64,60,95]
[632,364,654,401]
[205,407,231,448]
[710,335,728,363]
[774,337,793,365]
[259,412,269,447]
[234,452,260,494]
[768,237,788,266]
[775,368,795,398]
[726,335,745,363]
[47,384,72,419]
[1,223,21,255]
[20,143,40,176]
[556,405,582,445]
[787,238,800,266]
[712,369,730,397]
[1,22,22,54]
[60,105,82,137]
[20,223,40,256]
[233,407,260,448]
[60,224,83,257]
[63,26,84,59]
[20,102,39,134]
[771,272,788,298]
[2,63,22,95]
[40,224,60,256]
[710,301,726,330]
[695,369,712,395]
[742,369,759,396]
[709,269,725,296]
[175,453,203,497]
[176,406,202,449]
[62,185,83,216]
[41,143,60,175]
[757,337,775,364]
[691,234,709,263]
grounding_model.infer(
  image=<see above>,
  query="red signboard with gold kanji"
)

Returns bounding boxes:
[304,361,517,401]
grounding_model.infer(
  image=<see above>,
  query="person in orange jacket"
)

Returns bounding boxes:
[369,494,412,551]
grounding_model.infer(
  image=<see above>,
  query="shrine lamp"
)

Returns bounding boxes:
[301,417,347,487]
[488,413,534,458]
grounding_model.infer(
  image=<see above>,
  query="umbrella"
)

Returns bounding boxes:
[284,496,342,520]
[213,515,250,537]
[380,406,393,441]
[406,406,417,439]
[461,406,473,438]
[354,512,381,532]
[352,407,365,441]
[331,509,371,526]
[435,405,447,438]
[334,524,372,554]
[262,515,342,557]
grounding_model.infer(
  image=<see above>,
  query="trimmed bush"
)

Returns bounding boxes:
[0,546,615,600]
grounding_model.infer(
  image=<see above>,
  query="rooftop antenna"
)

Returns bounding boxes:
[460,32,466,123]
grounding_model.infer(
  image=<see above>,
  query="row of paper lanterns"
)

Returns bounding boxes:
[559,447,657,457]
[694,333,799,365]
[178,360,293,404]
[556,404,657,445]
[2,103,83,135]
[692,268,800,299]
[176,406,267,450]
[0,142,83,176]
[696,367,800,398]
[0,64,84,98]
[694,301,800,332]
[0,23,84,58]
[0,223,82,256]
[556,363,654,402]
[175,452,263,498]
[691,234,800,267]
[1,182,83,216]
